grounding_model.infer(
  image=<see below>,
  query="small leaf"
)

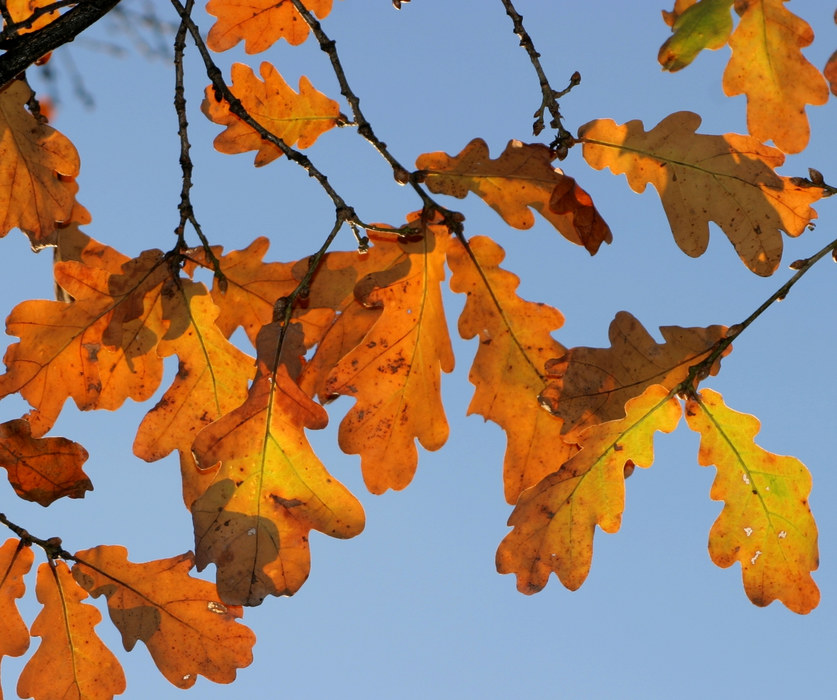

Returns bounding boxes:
[497,385,681,593]
[0,418,91,506]
[685,389,819,613]
[203,62,340,167]
[17,561,126,700]
[72,546,255,688]
[658,0,733,71]
[416,138,612,254]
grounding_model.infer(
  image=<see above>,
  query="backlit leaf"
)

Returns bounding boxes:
[497,385,681,593]
[0,539,33,690]
[203,62,340,166]
[72,546,255,688]
[325,216,454,493]
[17,561,125,700]
[192,321,364,605]
[685,389,819,613]
[447,235,577,503]
[0,418,91,506]
[659,0,733,71]
[540,310,726,437]
[206,0,333,53]
[416,138,612,254]
[723,0,828,154]
[579,112,821,275]
[0,79,80,248]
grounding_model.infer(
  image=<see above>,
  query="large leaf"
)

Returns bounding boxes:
[447,235,577,503]
[203,62,340,167]
[685,389,819,613]
[416,138,612,254]
[73,546,255,688]
[578,111,821,275]
[723,0,828,154]
[497,385,681,593]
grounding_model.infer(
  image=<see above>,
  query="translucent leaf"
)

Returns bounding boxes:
[658,0,734,71]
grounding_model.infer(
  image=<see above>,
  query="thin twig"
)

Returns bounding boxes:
[0,512,75,560]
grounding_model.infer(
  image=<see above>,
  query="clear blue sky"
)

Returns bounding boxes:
[2,1,836,698]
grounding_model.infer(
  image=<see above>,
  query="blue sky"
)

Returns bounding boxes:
[2,1,837,698]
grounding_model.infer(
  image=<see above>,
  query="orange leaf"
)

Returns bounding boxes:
[17,561,126,700]
[192,321,365,605]
[0,539,33,683]
[579,112,820,275]
[7,0,61,34]
[72,546,255,688]
[55,226,129,275]
[325,217,455,493]
[416,138,612,254]
[447,235,578,503]
[540,311,726,437]
[133,281,255,465]
[203,62,340,167]
[0,418,91,506]
[685,389,819,613]
[0,251,169,436]
[0,79,80,248]
[722,0,828,154]
[497,385,681,593]
[206,0,333,53]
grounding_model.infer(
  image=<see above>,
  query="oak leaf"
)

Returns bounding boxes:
[0,251,169,436]
[447,235,578,503]
[0,538,33,693]
[723,0,827,154]
[192,321,365,605]
[540,311,726,437]
[659,0,733,71]
[324,219,455,493]
[579,112,821,275]
[0,79,80,248]
[133,280,255,465]
[497,385,681,593]
[17,561,126,700]
[206,0,332,53]
[685,389,819,613]
[72,545,255,688]
[0,418,91,506]
[203,62,340,167]
[416,138,612,254]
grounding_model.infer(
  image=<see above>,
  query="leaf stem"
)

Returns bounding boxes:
[0,512,75,561]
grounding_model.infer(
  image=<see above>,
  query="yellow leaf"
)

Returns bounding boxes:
[202,62,340,167]
[206,0,333,53]
[416,138,612,254]
[685,389,819,613]
[497,385,681,593]
[324,215,455,493]
[723,0,828,154]
[447,235,577,503]
[72,546,255,688]
[0,80,80,248]
[579,111,821,275]
[17,561,125,700]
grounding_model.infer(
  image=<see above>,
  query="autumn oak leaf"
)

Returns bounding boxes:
[72,546,255,687]
[0,418,92,506]
[685,389,819,613]
[0,79,80,248]
[203,62,340,167]
[416,138,612,254]
[658,0,733,71]
[447,235,578,503]
[579,112,821,275]
[723,0,828,154]
[497,385,682,593]
[206,0,333,53]
[324,219,455,493]
[17,561,126,700]
[0,539,33,675]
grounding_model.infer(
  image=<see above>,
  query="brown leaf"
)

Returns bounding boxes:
[0,418,91,506]
[73,546,255,688]
[17,561,126,700]
[416,138,612,254]
[540,311,727,437]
